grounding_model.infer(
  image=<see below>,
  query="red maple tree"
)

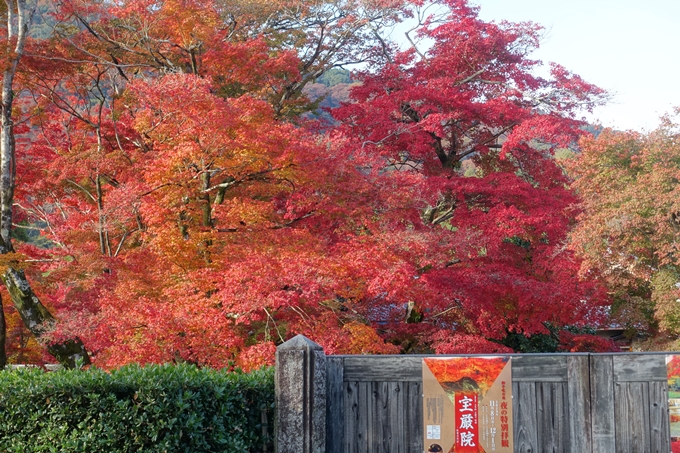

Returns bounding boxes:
[329,0,611,353]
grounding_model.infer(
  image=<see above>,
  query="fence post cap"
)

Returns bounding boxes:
[277,334,323,351]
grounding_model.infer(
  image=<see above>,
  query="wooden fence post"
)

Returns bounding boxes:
[276,335,327,453]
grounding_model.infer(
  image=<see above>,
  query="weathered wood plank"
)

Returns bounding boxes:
[341,355,570,382]
[312,350,327,453]
[513,355,568,382]
[567,355,592,453]
[536,382,569,453]
[379,382,408,453]
[345,381,359,453]
[388,382,405,453]
[372,381,386,453]
[613,354,666,382]
[591,355,615,453]
[326,357,344,453]
[343,356,422,382]
[358,382,370,453]
[514,381,538,453]
[649,381,670,453]
[406,381,422,453]
[614,382,650,453]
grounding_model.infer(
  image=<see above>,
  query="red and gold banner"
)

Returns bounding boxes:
[423,357,513,453]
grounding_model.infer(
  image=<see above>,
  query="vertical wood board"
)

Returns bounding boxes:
[312,350,328,453]
[536,382,569,453]
[567,355,592,453]
[649,381,670,453]
[357,382,370,453]
[407,381,422,453]
[326,357,344,453]
[388,382,405,453]
[345,381,359,453]
[614,382,650,453]
[591,355,615,453]
[372,382,386,453]
[514,381,538,453]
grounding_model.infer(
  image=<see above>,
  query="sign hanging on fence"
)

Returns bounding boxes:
[422,357,513,453]
[667,355,680,452]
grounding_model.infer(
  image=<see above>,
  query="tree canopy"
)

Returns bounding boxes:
[569,111,680,344]
[0,0,620,369]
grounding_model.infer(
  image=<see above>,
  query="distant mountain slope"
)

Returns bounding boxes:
[303,68,358,115]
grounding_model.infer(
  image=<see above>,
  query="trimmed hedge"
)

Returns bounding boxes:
[0,364,274,452]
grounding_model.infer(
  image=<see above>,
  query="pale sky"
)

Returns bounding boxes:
[473,0,680,132]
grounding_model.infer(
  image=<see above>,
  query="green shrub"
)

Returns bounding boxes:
[0,364,274,452]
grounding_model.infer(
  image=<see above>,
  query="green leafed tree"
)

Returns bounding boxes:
[316,68,352,87]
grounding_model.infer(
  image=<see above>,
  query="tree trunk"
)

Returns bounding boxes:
[0,0,90,368]
[1,266,90,368]
[0,295,6,369]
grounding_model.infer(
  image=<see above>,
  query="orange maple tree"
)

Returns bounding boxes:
[569,111,680,342]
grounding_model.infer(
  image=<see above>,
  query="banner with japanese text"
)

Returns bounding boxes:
[422,357,512,453]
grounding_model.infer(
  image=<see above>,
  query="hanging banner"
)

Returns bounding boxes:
[422,357,512,453]
[667,355,680,452]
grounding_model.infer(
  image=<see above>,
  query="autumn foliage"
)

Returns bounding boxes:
[569,111,680,343]
[2,0,619,368]
[424,357,507,394]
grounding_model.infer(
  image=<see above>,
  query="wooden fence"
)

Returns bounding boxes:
[275,335,673,453]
